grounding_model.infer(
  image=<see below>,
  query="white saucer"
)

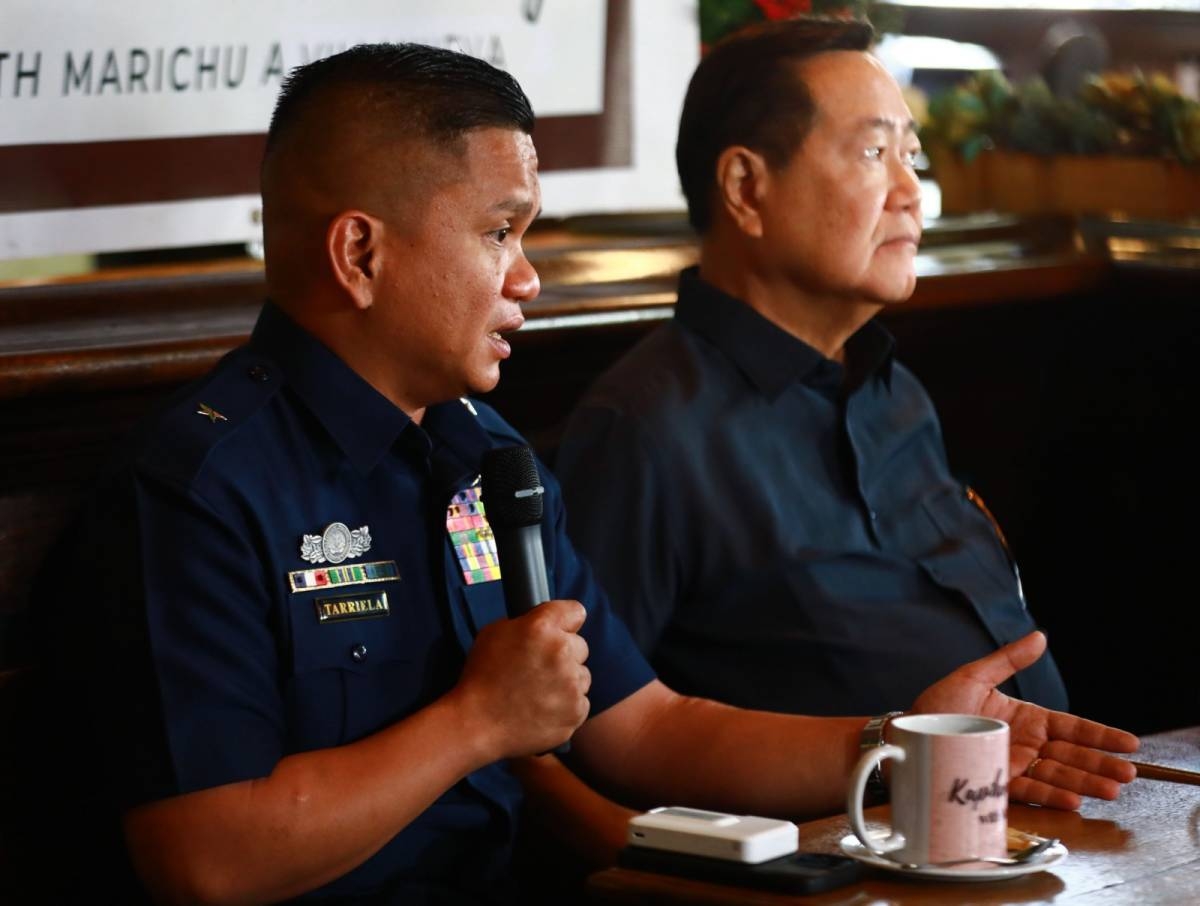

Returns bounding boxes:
[838,833,1068,881]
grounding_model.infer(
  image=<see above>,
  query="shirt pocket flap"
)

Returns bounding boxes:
[459,581,508,636]
[289,581,417,675]
[918,487,1019,604]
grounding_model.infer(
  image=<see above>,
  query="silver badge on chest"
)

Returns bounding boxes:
[300,522,371,564]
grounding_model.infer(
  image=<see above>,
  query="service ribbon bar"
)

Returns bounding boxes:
[289,559,400,594]
[447,486,501,585]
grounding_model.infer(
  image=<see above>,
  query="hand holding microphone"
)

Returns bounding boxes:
[456,598,590,759]
[455,445,587,757]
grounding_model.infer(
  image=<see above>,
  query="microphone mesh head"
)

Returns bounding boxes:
[481,445,544,528]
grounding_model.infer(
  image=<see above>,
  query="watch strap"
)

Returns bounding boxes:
[860,711,904,802]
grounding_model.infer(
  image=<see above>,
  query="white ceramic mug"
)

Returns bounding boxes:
[847,714,1009,865]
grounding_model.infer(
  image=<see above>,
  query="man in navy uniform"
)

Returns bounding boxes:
[53,43,1136,904]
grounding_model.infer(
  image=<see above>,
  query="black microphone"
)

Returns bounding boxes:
[481,444,550,617]
[480,444,569,755]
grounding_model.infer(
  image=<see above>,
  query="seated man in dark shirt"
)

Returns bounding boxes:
[49,41,1135,905]
[556,16,1067,720]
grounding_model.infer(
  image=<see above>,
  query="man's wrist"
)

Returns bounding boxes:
[860,711,905,802]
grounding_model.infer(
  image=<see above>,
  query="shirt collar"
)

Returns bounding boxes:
[423,398,496,493]
[674,267,895,398]
[844,317,896,394]
[249,303,497,484]
[249,302,413,475]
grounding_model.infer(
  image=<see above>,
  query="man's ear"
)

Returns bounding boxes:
[714,146,769,239]
[326,210,382,311]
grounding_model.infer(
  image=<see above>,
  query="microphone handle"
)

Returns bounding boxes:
[492,523,569,755]
[495,524,550,617]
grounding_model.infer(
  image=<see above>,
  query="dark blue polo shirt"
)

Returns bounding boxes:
[56,302,653,904]
[556,267,1066,717]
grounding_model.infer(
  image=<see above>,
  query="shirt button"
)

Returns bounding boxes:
[869,510,878,522]
[350,643,368,663]
[247,365,269,382]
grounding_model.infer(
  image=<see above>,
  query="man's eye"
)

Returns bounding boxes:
[864,146,883,161]
[492,227,511,243]
[903,149,920,167]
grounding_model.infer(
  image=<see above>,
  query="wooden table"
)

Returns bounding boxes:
[588,727,1200,904]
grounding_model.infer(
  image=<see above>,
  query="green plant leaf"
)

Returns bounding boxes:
[924,67,1200,165]
[699,0,763,46]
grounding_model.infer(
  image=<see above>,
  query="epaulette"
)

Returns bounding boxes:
[136,346,283,486]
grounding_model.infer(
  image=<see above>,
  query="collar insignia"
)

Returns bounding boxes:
[300,522,371,564]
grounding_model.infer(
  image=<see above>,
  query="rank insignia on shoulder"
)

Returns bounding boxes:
[446,485,501,585]
[196,402,228,423]
[300,522,371,564]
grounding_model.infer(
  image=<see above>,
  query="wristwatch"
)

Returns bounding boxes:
[860,711,904,802]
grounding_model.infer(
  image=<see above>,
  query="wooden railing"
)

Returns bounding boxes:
[3,213,1196,735]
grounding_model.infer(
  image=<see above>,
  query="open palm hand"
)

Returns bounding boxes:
[913,632,1139,810]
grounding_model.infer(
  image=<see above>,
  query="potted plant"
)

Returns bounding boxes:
[922,69,1200,221]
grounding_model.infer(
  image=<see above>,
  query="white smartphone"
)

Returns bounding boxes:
[627,806,799,864]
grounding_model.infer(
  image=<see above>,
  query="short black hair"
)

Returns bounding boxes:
[265,42,534,157]
[677,17,874,233]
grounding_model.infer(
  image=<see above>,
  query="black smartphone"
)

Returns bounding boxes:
[618,845,865,895]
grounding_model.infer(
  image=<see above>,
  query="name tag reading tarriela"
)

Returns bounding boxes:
[314,591,390,623]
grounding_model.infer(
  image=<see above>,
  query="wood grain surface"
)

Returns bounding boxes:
[588,727,1200,905]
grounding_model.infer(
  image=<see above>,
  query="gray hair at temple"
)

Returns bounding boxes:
[263,42,535,162]
[676,16,875,233]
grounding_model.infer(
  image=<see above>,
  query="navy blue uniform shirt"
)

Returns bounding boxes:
[556,267,1067,717]
[55,302,653,904]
